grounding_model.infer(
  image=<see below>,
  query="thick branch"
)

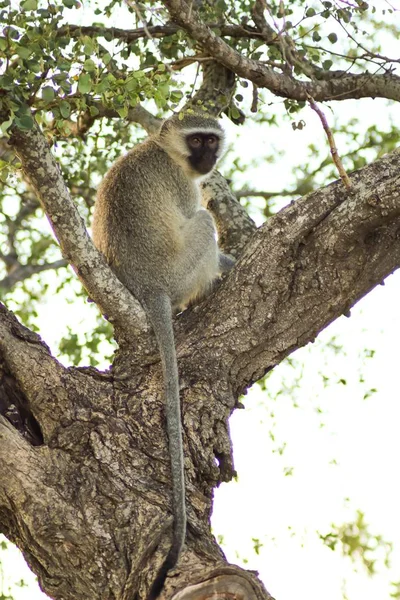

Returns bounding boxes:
[185,61,245,124]
[59,22,265,44]
[201,171,256,257]
[51,103,161,140]
[173,149,400,396]
[93,104,161,135]
[0,416,45,512]
[0,303,71,439]
[161,0,400,103]
[9,123,149,343]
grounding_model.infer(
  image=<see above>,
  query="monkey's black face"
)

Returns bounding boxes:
[186,133,220,174]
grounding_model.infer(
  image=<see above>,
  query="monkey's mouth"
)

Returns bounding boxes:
[189,155,217,174]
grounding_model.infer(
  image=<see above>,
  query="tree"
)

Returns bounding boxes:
[0,1,399,599]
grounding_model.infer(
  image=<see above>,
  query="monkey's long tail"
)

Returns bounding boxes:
[144,293,187,600]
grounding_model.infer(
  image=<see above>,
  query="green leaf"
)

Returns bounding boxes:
[42,86,55,102]
[116,105,128,118]
[323,59,333,70]
[60,100,71,118]
[0,166,10,183]
[95,76,110,93]
[7,26,19,40]
[82,36,95,56]
[16,45,32,59]
[154,91,166,108]
[230,106,240,120]
[78,73,92,94]
[58,59,72,71]
[306,7,316,17]
[132,70,145,79]
[170,90,183,101]
[7,100,20,112]
[27,60,41,73]
[59,80,72,94]
[0,116,13,135]
[83,58,96,72]
[15,114,34,130]
[21,0,38,9]
[0,74,14,89]
[125,78,137,92]
[312,31,321,42]
[328,32,338,44]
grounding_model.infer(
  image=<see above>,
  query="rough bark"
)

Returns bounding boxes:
[161,0,400,103]
[0,140,399,598]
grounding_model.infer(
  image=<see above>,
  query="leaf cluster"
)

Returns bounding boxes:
[320,510,392,576]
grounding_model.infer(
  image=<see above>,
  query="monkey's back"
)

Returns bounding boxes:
[92,138,203,298]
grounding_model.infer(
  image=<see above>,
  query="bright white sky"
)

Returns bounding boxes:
[2,2,400,600]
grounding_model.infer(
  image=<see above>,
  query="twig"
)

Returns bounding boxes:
[0,259,68,290]
[251,83,259,112]
[307,95,352,190]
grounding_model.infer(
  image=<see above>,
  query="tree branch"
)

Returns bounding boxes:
[161,0,400,103]
[59,22,265,44]
[0,303,72,440]
[0,415,44,512]
[185,60,245,124]
[9,121,149,343]
[173,149,400,396]
[0,259,68,291]
[201,171,256,257]
[235,188,294,200]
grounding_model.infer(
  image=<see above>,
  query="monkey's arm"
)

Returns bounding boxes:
[167,210,219,308]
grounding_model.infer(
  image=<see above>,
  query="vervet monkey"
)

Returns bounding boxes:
[92,113,234,599]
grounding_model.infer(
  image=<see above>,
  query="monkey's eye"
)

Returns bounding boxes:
[207,135,218,148]
[188,136,202,148]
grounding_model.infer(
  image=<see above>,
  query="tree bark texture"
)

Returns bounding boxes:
[1,129,400,599]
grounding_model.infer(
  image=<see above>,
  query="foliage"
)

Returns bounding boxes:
[0,538,25,600]
[320,510,392,575]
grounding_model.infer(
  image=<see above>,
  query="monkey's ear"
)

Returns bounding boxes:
[159,119,172,136]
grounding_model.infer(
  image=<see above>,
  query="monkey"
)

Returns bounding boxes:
[92,112,234,599]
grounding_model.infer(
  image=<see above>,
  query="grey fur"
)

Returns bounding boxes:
[92,113,234,599]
